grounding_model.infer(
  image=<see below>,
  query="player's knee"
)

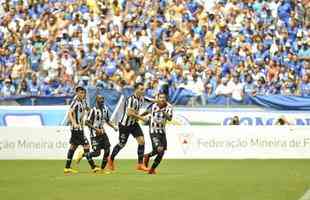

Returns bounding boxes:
[137,137,145,145]
[157,147,164,153]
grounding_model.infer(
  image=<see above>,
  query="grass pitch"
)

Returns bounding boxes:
[0,160,309,200]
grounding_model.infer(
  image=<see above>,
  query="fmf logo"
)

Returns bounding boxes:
[167,115,193,154]
[223,117,310,125]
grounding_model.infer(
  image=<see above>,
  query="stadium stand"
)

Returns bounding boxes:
[0,0,309,106]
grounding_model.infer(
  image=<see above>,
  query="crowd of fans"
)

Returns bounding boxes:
[0,0,309,105]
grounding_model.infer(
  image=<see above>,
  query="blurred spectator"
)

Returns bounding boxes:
[243,74,255,96]
[40,77,52,96]
[229,115,240,125]
[300,74,310,96]
[28,73,40,96]
[16,79,30,96]
[228,73,244,101]
[215,77,231,97]
[1,78,15,96]
[275,115,291,125]
[0,0,308,107]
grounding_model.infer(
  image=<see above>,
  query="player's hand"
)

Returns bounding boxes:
[73,123,80,129]
[141,117,148,123]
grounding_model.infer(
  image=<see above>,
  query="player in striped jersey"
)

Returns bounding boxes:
[107,82,149,172]
[81,95,118,172]
[64,86,90,174]
[142,92,173,174]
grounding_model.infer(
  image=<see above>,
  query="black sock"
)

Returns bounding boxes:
[101,149,110,169]
[111,144,123,161]
[65,149,75,168]
[138,144,145,164]
[151,151,164,169]
[86,152,96,169]
[147,150,157,158]
[90,151,100,158]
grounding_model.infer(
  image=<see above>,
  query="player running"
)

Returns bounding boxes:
[79,95,118,172]
[142,92,173,174]
[64,86,90,174]
[107,82,149,172]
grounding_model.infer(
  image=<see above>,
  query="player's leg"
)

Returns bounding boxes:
[85,149,101,171]
[149,147,165,174]
[64,129,80,173]
[149,134,167,174]
[108,124,129,170]
[133,123,149,171]
[110,124,129,160]
[144,133,158,167]
[136,136,145,163]
[101,147,110,169]
[75,131,90,164]
[64,144,78,173]
[101,135,111,170]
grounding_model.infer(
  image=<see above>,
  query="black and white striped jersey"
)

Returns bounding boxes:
[87,105,110,137]
[72,95,88,110]
[69,97,87,130]
[146,103,173,134]
[120,95,144,126]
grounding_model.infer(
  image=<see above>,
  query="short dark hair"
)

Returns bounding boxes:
[76,86,86,92]
[133,82,144,90]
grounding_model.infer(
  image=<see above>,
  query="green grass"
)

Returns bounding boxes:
[0,160,310,200]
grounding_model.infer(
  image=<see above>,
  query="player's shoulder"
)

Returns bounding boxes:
[70,98,79,107]
[147,102,156,109]
[166,102,173,109]
[103,104,109,111]
[126,95,135,101]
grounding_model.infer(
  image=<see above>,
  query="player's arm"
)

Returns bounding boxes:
[85,120,99,132]
[85,109,99,132]
[144,96,158,103]
[104,106,118,132]
[127,108,147,122]
[141,103,152,117]
[165,106,173,121]
[68,102,79,128]
[140,110,150,117]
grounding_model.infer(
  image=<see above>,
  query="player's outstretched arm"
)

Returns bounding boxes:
[165,107,173,121]
[127,108,147,122]
[140,110,150,117]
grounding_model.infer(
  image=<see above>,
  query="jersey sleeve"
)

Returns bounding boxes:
[70,99,78,109]
[166,105,173,120]
[144,96,154,103]
[104,105,110,122]
[87,108,95,124]
[69,100,79,117]
[145,103,153,113]
[126,96,135,109]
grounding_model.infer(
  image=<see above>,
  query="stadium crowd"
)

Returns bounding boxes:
[0,0,309,105]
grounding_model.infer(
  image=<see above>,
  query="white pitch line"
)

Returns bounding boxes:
[298,189,310,200]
